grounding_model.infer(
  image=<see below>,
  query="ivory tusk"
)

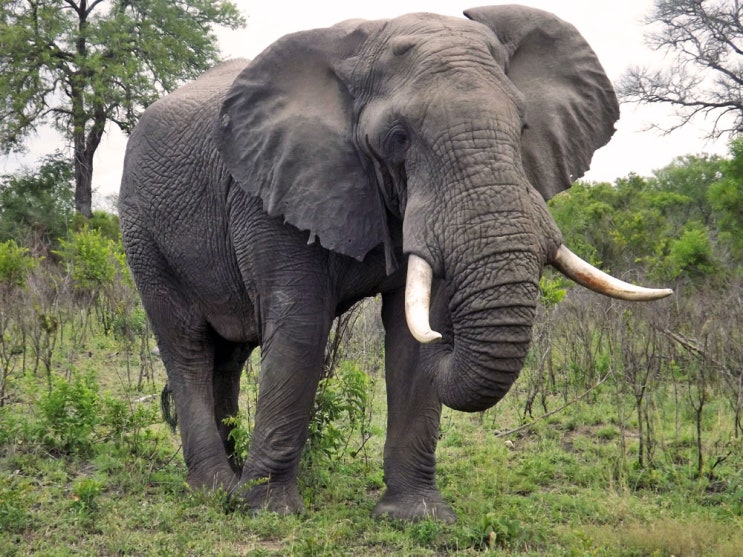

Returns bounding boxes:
[405,254,443,343]
[551,245,673,301]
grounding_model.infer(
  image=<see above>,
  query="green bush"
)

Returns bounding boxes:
[70,477,105,514]
[0,474,33,533]
[0,153,74,252]
[74,210,121,243]
[666,223,718,279]
[306,360,370,464]
[0,239,36,288]
[56,226,119,293]
[37,374,101,455]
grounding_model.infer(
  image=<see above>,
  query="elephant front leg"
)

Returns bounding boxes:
[373,288,456,523]
[234,298,332,515]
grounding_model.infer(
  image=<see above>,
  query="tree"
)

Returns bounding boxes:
[619,0,743,138]
[708,137,743,261]
[0,152,74,253]
[0,0,245,217]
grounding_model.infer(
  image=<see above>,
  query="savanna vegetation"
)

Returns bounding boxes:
[1,139,742,555]
[1,0,743,554]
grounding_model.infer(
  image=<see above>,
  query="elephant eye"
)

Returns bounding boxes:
[383,125,411,160]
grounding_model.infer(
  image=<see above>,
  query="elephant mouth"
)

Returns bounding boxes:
[405,247,673,344]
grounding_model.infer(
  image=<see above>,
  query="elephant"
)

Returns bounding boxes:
[119,5,672,523]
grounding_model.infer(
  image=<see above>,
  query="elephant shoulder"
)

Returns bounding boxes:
[172,59,252,104]
[134,59,251,138]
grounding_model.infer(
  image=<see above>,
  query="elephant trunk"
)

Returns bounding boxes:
[405,244,673,412]
[405,218,545,412]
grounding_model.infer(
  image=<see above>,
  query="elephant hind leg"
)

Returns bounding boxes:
[125,232,238,491]
[212,336,254,472]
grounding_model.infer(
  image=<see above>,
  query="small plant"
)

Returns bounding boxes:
[305,360,370,465]
[539,274,567,308]
[408,518,445,546]
[465,512,523,550]
[0,474,33,533]
[224,411,252,467]
[37,373,101,455]
[70,477,104,513]
[101,393,161,455]
[56,226,118,294]
[0,239,37,288]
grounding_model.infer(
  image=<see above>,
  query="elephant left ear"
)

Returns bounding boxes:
[216,22,392,263]
[464,5,619,200]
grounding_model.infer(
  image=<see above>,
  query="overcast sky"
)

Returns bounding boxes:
[0,0,732,207]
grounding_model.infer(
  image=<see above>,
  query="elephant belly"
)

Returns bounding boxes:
[206,299,258,345]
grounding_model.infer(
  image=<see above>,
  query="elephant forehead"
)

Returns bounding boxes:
[360,13,507,84]
[383,12,501,53]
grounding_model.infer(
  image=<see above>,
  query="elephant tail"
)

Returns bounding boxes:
[161,383,178,432]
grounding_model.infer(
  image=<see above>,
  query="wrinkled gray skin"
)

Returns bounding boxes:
[120,5,619,522]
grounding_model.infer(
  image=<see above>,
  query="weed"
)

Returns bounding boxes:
[70,477,104,513]
[37,373,100,455]
[304,360,371,470]
[0,473,33,533]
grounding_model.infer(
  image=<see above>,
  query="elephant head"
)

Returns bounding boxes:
[216,6,671,411]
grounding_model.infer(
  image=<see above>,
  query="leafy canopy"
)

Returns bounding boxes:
[550,138,743,284]
[0,0,245,216]
[0,152,74,251]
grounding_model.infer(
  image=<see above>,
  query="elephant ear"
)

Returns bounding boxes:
[217,23,390,262]
[464,5,619,200]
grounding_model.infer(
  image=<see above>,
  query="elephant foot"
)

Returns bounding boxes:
[232,479,305,515]
[372,489,457,524]
[186,466,239,493]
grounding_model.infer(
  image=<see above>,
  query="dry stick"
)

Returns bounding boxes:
[659,329,737,381]
[495,371,613,438]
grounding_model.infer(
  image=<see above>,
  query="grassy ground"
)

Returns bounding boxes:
[1,337,742,556]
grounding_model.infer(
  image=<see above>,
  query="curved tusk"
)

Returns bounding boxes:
[551,245,673,301]
[405,254,443,343]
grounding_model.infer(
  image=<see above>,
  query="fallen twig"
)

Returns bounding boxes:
[495,371,612,438]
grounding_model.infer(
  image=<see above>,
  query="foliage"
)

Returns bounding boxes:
[56,226,120,293]
[666,222,717,279]
[84,210,121,242]
[0,240,36,289]
[550,145,743,284]
[708,137,743,261]
[539,275,568,308]
[36,373,101,454]
[619,0,743,138]
[0,153,73,252]
[0,0,245,216]
[306,360,371,465]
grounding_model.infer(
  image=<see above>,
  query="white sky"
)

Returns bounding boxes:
[0,0,732,207]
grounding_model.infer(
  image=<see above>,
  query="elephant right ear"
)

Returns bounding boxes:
[216,23,390,263]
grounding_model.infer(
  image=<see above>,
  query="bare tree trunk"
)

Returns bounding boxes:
[74,146,93,218]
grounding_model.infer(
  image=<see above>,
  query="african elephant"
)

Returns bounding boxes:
[119,5,671,522]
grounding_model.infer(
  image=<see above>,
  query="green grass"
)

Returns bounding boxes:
[1,343,742,556]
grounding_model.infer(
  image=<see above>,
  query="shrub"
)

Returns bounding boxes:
[0,153,74,253]
[666,222,718,279]
[306,360,370,464]
[37,374,101,455]
[0,239,36,288]
[56,226,119,294]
